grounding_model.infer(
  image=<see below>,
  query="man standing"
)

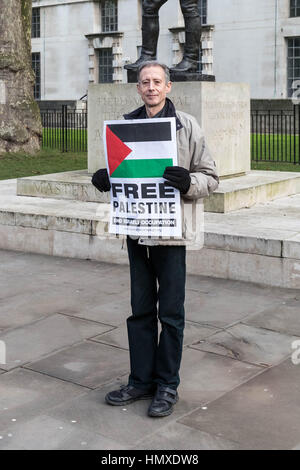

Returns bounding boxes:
[124,0,202,73]
[92,62,219,417]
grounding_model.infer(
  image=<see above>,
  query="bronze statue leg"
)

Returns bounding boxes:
[170,0,202,73]
[124,0,168,71]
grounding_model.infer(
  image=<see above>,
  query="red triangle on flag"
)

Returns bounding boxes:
[106,126,132,176]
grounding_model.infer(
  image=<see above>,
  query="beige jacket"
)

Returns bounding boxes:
[137,110,219,249]
[100,108,219,249]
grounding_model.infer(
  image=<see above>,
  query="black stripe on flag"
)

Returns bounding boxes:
[108,122,171,142]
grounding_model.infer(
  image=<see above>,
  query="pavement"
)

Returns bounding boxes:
[0,249,300,450]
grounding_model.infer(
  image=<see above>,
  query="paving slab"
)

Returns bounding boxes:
[0,414,125,450]
[177,348,262,405]
[244,301,300,337]
[0,368,87,430]
[205,194,300,232]
[0,314,112,370]
[25,341,130,389]
[46,381,198,447]
[91,321,220,351]
[0,249,299,449]
[184,286,281,328]
[186,273,298,300]
[0,290,96,330]
[134,422,243,450]
[59,296,131,327]
[179,359,300,450]
[190,323,297,367]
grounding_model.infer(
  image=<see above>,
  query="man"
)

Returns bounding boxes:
[125,0,201,73]
[92,62,219,417]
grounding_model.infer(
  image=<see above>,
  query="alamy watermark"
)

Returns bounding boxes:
[0,340,6,365]
[291,340,300,365]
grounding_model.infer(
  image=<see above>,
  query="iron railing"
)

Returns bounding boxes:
[41,104,300,163]
[41,105,87,152]
[251,105,300,164]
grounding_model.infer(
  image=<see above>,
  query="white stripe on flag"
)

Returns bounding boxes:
[124,140,177,160]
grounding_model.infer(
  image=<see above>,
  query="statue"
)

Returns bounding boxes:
[125,0,202,74]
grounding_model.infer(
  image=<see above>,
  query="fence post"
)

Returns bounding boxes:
[62,105,68,152]
[293,105,296,164]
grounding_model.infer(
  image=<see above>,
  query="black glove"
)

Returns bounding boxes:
[163,166,191,194]
[91,168,111,192]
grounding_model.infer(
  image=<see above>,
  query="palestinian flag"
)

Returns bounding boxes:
[105,118,176,178]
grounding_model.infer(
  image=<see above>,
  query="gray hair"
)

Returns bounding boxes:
[137,61,171,84]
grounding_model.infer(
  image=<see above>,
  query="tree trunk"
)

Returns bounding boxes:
[0,0,42,154]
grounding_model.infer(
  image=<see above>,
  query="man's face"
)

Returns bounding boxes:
[137,66,172,108]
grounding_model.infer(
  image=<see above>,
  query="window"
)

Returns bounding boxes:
[198,0,207,25]
[99,48,113,83]
[287,38,300,97]
[290,0,300,17]
[31,7,40,38]
[32,52,41,99]
[101,0,118,33]
[197,47,203,73]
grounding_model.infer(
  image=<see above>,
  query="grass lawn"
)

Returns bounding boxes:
[42,128,87,152]
[251,133,300,162]
[1,146,300,183]
[251,160,300,172]
[0,148,87,181]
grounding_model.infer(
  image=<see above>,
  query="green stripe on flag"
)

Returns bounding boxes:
[111,159,172,178]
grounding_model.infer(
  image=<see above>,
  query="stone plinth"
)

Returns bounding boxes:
[88,82,250,178]
[3,178,300,289]
[17,170,300,214]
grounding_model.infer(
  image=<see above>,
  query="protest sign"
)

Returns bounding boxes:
[103,117,182,238]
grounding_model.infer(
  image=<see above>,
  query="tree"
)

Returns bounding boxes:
[0,0,42,154]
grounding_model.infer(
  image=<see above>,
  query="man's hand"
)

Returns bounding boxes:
[163,166,191,195]
[91,168,111,192]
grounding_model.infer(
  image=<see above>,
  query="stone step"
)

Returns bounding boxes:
[16,169,300,213]
[2,179,300,289]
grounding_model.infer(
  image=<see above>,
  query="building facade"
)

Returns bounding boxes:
[31,0,300,101]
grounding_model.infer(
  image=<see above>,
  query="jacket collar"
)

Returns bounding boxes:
[124,98,183,131]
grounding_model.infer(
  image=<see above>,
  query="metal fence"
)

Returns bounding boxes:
[41,104,300,163]
[251,105,300,164]
[41,105,87,152]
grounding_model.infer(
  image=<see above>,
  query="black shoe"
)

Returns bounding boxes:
[124,55,156,71]
[105,384,154,406]
[148,386,179,417]
[170,57,198,73]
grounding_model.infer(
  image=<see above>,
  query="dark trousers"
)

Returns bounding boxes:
[143,0,199,17]
[126,237,186,391]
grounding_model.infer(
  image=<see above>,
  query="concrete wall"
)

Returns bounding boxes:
[210,0,300,99]
[32,0,93,100]
[32,0,300,100]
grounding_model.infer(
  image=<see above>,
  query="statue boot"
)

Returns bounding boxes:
[170,16,201,73]
[125,15,159,71]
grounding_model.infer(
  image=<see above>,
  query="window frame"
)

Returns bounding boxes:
[32,52,41,99]
[290,0,300,17]
[198,0,207,25]
[98,48,114,83]
[31,7,40,38]
[287,37,300,98]
[101,0,118,33]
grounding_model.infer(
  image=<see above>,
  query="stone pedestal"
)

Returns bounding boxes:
[88,82,250,178]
